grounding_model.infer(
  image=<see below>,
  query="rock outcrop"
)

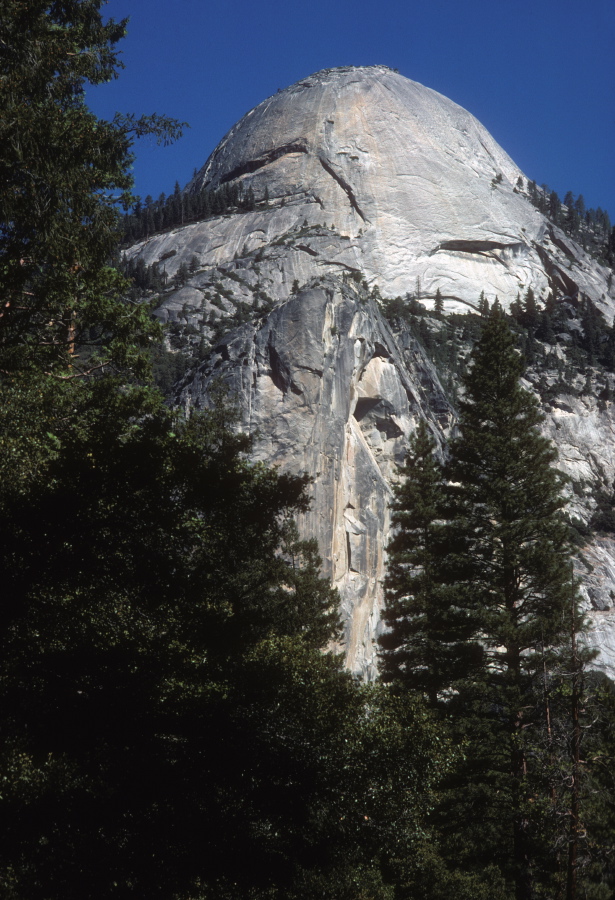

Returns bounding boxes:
[180,279,453,676]
[128,65,612,319]
[125,66,615,676]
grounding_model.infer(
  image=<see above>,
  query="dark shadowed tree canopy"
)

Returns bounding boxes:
[379,419,480,706]
[380,311,581,898]
[0,4,451,897]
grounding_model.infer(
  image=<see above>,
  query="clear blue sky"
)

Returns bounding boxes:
[90,0,614,218]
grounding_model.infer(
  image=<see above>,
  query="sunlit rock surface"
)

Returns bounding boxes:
[126,66,615,675]
[179,279,453,676]
[129,65,612,318]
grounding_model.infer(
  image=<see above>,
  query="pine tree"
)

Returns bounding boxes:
[0,0,187,498]
[245,184,256,211]
[379,420,480,706]
[549,190,562,224]
[381,311,582,897]
[443,309,577,897]
[564,192,579,235]
[0,5,178,382]
[521,286,540,330]
[173,260,190,287]
[434,287,444,316]
[478,290,490,317]
[574,194,586,220]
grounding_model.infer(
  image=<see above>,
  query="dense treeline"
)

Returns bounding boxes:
[520,176,615,268]
[121,179,267,245]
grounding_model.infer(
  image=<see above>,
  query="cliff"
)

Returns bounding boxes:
[124,66,615,676]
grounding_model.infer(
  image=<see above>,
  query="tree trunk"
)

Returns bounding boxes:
[566,594,581,900]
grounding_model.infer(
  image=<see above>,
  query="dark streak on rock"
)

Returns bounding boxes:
[317,260,363,273]
[219,142,309,185]
[533,243,583,300]
[268,344,304,396]
[435,239,525,254]
[346,530,357,573]
[318,156,367,222]
[547,226,577,262]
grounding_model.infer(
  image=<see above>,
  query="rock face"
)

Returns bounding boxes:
[126,66,615,676]
[129,65,612,319]
[180,280,453,676]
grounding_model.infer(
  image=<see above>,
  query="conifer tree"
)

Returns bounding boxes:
[549,189,562,224]
[442,309,577,898]
[478,290,490,317]
[379,420,480,706]
[380,310,581,898]
[521,286,540,330]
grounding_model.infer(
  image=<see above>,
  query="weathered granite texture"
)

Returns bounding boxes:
[125,66,615,675]
[127,65,613,320]
[178,277,615,676]
[179,279,453,676]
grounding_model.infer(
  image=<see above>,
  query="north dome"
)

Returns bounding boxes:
[133,66,610,317]
[191,65,543,309]
[126,67,615,676]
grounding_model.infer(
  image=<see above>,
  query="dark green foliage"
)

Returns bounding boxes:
[441,317,576,896]
[0,7,453,896]
[520,286,540,330]
[120,255,166,297]
[381,311,582,897]
[379,420,481,706]
[549,190,562,224]
[149,343,193,393]
[121,178,271,244]
[527,183,613,268]
[0,0,183,500]
[0,0,184,382]
[478,290,490,317]
[173,260,190,288]
[0,381,451,897]
[535,308,556,344]
[590,480,615,534]
[447,309,573,674]
[0,394,356,898]
[381,294,427,324]
[575,675,615,897]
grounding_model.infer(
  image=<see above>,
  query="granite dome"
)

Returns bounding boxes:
[126,67,615,676]
[185,65,604,313]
